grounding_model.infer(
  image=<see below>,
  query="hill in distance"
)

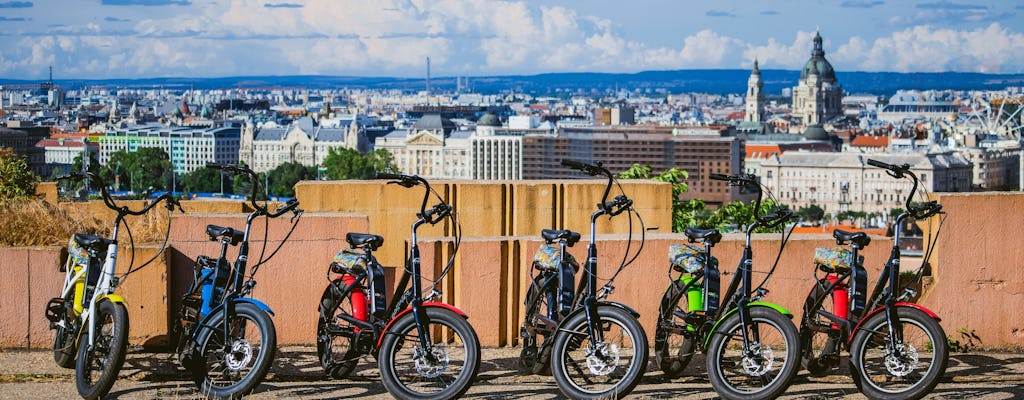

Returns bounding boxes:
[3,69,1023,96]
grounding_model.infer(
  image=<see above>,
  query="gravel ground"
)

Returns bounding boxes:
[1,346,1022,399]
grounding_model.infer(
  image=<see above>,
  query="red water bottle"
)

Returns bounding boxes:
[828,275,848,329]
[342,274,368,331]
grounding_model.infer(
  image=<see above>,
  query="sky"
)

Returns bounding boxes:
[0,0,1022,80]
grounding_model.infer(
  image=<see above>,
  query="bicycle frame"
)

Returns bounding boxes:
[321,173,465,354]
[51,172,178,351]
[557,160,643,346]
[807,159,944,351]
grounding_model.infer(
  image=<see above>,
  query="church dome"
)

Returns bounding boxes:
[799,32,837,83]
[476,112,501,127]
[803,124,831,141]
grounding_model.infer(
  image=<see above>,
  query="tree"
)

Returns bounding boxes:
[102,148,172,192]
[0,147,37,200]
[618,164,697,232]
[266,162,315,197]
[182,167,230,193]
[232,167,266,201]
[796,204,825,223]
[322,147,398,180]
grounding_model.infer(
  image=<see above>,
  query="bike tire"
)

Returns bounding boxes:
[53,293,77,369]
[378,307,481,400]
[654,279,697,379]
[75,300,129,400]
[519,274,555,375]
[550,305,649,400]
[706,307,800,400]
[317,282,360,379]
[849,307,948,400]
[192,302,277,400]
[799,278,843,376]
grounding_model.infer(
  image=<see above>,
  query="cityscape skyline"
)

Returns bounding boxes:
[0,0,1022,80]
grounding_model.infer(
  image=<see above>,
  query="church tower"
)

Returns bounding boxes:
[791,30,843,127]
[745,59,765,123]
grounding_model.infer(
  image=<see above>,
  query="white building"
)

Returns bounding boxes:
[760,151,972,215]
[98,124,241,175]
[35,137,98,175]
[239,116,367,172]
[375,114,471,179]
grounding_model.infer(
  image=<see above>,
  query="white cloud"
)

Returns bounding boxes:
[1,0,1022,78]
[833,23,1024,73]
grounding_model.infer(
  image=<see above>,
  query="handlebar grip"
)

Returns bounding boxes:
[709,173,730,181]
[867,159,892,169]
[561,159,588,170]
[206,162,223,170]
[375,172,406,180]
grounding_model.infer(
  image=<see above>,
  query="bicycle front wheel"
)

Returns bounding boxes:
[706,307,800,400]
[849,307,947,400]
[193,302,277,400]
[550,305,648,400]
[378,307,481,400]
[75,299,129,400]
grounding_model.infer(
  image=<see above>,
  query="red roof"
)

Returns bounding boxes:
[850,135,889,147]
[35,139,92,148]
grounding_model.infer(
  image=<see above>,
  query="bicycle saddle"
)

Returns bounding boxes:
[684,227,722,245]
[833,229,870,248]
[541,229,581,246]
[206,225,244,246]
[73,233,114,252]
[346,232,384,251]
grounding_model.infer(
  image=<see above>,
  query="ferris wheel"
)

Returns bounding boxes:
[963,93,1024,139]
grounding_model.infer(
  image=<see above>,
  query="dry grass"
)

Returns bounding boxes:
[0,198,169,247]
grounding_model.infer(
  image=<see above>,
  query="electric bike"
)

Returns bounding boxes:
[800,159,948,400]
[47,172,180,400]
[317,173,480,400]
[173,163,302,399]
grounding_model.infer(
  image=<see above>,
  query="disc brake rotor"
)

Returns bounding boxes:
[741,342,774,376]
[585,342,620,376]
[414,345,450,378]
[885,342,918,377]
[224,339,254,372]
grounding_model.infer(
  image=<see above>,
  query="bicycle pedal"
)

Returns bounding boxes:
[45,298,65,323]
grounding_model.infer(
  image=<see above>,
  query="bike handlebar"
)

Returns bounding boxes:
[561,159,622,215]
[375,172,447,225]
[867,158,925,218]
[58,171,181,216]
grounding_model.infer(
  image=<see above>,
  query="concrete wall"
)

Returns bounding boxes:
[3,183,1023,350]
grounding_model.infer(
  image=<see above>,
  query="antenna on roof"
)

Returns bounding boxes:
[426,57,432,95]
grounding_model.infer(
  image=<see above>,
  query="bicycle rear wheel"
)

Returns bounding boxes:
[317,282,363,379]
[550,305,648,399]
[654,279,698,379]
[849,307,947,400]
[378,307,481,400]
[52,293,78,369]
[75,300,129,400]
[192,303,277,400]
[520,274,556,375]
[800,278,843,376]
[706,307,800,400]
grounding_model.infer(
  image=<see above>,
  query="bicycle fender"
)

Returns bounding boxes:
[190,299,276,344]
[557,301,642,331]
[848,302,941,344]
[703,302,794,348]
[376,302,469,348]
[96,293,127,305]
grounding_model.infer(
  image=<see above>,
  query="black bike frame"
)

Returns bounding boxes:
[810,159,941,354]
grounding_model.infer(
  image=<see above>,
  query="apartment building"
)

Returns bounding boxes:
[239,116,367,172]
[98,124,241,175]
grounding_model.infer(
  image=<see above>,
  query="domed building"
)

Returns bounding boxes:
[791,31,843,126]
